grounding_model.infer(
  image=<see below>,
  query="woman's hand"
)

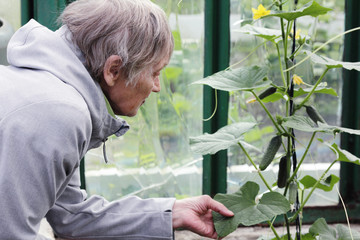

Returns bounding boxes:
[172,195,234,239]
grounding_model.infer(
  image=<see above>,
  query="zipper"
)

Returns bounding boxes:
[102,138,109,164]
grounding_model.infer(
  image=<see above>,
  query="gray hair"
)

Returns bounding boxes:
[59,0,174,85]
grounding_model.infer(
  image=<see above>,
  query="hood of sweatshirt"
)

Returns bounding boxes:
[7,19,129,149]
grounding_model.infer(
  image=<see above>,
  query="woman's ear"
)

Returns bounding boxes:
[103,55,122,87]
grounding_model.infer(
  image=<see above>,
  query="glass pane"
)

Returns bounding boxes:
[85,0,204,200]
[0,0,20,65]
[228,0,344,206]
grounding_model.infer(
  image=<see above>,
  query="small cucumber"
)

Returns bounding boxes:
[259,135,282,171]
[305,105,325,124]
[288,181,298,204]
[259,87,277,100]
[277,155,289,188]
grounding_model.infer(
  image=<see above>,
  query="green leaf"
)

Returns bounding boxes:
[300,174,340,192]
[301,233,317,240]
[304,50,360,71]
[277,82,338,98]
[320,140,360,165]
[294,83,338,97]
[336,224,360,240]
[309,218,337,240]
[233,24,282,41]
[213,181,290,238]
[192,66,269,92]
[309,218,360,240]
[265,1,332,21]
[261,92,284,103]
[282,115,360,136]
[281,115,324,132]
[189,122,257,155]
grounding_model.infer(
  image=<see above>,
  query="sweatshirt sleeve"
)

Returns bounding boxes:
[0,99,90,240]
[0,88,175,239]
[47,170,176,240]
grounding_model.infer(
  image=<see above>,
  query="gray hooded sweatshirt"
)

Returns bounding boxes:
[0,20,175,240]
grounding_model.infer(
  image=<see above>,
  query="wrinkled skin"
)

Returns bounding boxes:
[101,55,168,117]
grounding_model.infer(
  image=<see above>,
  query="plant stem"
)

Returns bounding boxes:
[296,68,329,110]
[287,132,316,191]
[284,21,293,87]
[238,142,273,191]
[279,10,291,89]
[276,43,287,87]
[284,215,291,240]
[251,90,283,134]
[337,186,354,240]
[289,160,338,222]
[280,19,286,44]
[279,2,292,239]
[289,43,304,60]
[203,89,218,121]
[268,220,281,240]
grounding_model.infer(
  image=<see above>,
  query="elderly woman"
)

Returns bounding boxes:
[0,0,233,239]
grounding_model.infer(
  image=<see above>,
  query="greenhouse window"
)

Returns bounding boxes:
[227,0,345,208]
[18,0,360,224]
[85,0,206,200]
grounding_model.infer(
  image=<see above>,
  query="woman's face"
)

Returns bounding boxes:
[102,58,168,117]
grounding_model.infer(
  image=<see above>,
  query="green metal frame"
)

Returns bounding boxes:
[21,0,67,30]
[202,0,230,197]
[327,0,360,223]
[20,0,33,25]
[340,0,360,204]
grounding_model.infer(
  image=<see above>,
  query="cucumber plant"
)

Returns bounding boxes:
[190,0,360,239]
[259,135,282,171]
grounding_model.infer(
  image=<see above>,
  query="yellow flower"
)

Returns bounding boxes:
[293,74,304,85]
[252,4,271,20]
[289,29,301,40]
[246,98,257,104]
